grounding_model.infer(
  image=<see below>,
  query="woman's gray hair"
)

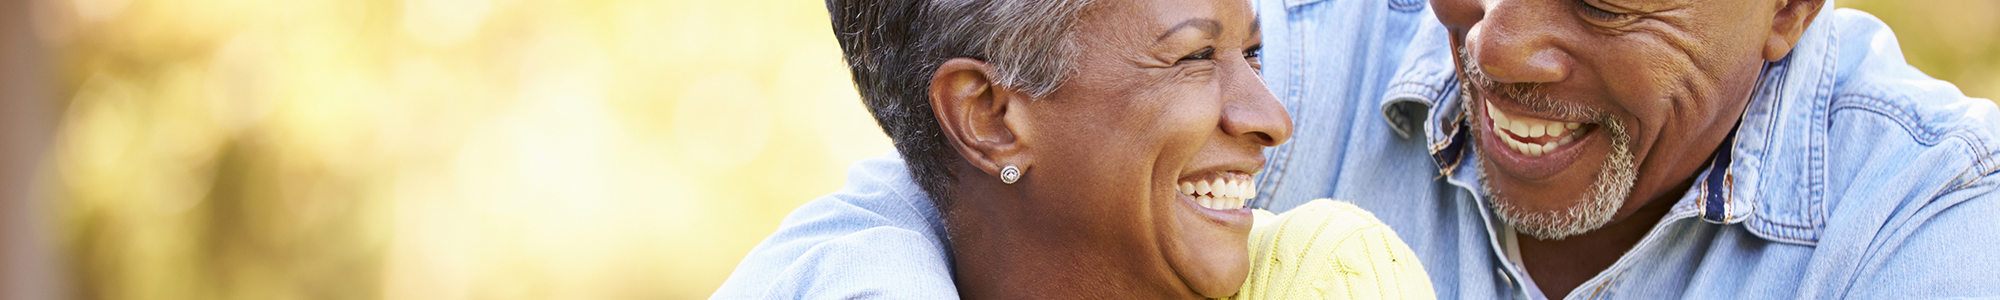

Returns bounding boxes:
[826,0,1094,207]
[926,0,1093,97]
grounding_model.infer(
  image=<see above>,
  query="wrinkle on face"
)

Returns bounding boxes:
[1460,45,1637,239]
[1442,0,1781,232]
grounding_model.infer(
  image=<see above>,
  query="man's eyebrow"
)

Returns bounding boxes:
[1154,18,1223,42]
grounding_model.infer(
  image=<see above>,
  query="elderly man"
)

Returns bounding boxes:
[1255,0,2000,299]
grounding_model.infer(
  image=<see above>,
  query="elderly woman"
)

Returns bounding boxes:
[714,0,1430,298]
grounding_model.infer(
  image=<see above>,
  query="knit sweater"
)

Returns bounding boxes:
[1230,199,1436,300]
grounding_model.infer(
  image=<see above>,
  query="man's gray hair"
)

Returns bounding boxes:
[826,0,1095,207]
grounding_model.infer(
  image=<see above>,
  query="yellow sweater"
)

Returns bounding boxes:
[1228,199,1436,300]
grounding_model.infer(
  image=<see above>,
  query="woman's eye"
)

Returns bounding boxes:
[1178,47,1215,63]
[1244,44,1264,70]
[1578,1,1636,22]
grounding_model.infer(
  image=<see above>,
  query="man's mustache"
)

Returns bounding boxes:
[1455,46,1608,124]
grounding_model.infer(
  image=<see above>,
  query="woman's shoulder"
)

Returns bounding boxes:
[1235,199,1435,300]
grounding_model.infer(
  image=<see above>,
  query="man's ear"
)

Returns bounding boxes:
[930,58,1029,179]
[1763,0,1825,61]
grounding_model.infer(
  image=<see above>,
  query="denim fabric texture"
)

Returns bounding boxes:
[709,154,958,299]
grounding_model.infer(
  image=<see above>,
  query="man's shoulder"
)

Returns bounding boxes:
[1792,8,2000,203]
[711,154,956,299]
[1815,56,2000,197]
[1727,3,2000,264]
[1820,8,2000,152]
[1759,9,2000,296]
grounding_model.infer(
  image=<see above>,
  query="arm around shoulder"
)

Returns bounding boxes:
[711,154,957,299]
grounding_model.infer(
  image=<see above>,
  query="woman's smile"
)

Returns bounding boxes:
[1177,171,1254,211]
[1173,169,1256,236]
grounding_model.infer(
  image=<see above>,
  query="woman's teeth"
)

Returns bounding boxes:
[1177,175,1253,210]
[1487,101,1583,157]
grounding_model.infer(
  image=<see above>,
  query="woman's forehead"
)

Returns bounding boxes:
[1075,0,1259,41]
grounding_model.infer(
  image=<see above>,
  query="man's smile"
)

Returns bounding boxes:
[1486,100,1587,157]
[1481,98,1609,180]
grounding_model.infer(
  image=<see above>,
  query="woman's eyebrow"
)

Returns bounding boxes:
[1155,18,1222,42]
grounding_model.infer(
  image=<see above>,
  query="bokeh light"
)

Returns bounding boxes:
[37,0,888,298]
[8,0,1993,299]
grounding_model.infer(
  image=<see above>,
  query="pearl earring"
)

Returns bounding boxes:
[1000,165,1022,184]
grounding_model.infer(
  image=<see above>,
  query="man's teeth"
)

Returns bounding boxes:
[1176,175,1254,210]
[1487,101,1583,157]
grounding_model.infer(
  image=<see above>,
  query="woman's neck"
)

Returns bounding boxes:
[941,180,1198,299]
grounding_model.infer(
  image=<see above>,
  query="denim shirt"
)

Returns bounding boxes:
[1258,0,2000,299]
[710,154,959,299]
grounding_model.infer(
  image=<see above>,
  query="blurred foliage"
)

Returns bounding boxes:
[28,0,1994,299]
[40,0,889,298]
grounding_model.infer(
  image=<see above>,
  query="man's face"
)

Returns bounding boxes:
[1433,0,1782,239]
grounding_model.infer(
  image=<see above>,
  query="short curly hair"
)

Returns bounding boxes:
[825,0,1094,208]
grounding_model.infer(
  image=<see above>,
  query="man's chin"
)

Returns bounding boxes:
[1490,191,1622,240]
[1479,146,1637,240]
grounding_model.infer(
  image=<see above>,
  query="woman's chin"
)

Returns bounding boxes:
[1177,236,1249,298]
[1170,194,1252,298]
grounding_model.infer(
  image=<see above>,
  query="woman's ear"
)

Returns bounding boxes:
[930,58,1030,179]
[1762,0,1825,61]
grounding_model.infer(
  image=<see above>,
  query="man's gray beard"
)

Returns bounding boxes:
[1457,46,1639,240]
[1476,121,1635,240]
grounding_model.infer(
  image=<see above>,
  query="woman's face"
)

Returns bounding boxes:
[1014,0,1288,297]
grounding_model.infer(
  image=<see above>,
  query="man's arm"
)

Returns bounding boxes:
[710,154,959,299]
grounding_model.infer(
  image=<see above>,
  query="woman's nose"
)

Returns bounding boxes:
[1221,66,1292,147]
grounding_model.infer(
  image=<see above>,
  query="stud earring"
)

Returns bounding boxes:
[1000,165,1023,184]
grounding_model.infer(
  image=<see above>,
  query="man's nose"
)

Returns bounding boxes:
[1221,64,1292,148]
[1468,0,1571,84]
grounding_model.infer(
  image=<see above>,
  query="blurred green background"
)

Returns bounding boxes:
[3,0,1992,299]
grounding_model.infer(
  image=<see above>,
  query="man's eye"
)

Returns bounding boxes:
[1244,44,1262,59]
[1178,47,1216,63]
[1578,1,1636,22]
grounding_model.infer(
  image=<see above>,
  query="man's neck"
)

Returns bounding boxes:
[1513,186,1683,299]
